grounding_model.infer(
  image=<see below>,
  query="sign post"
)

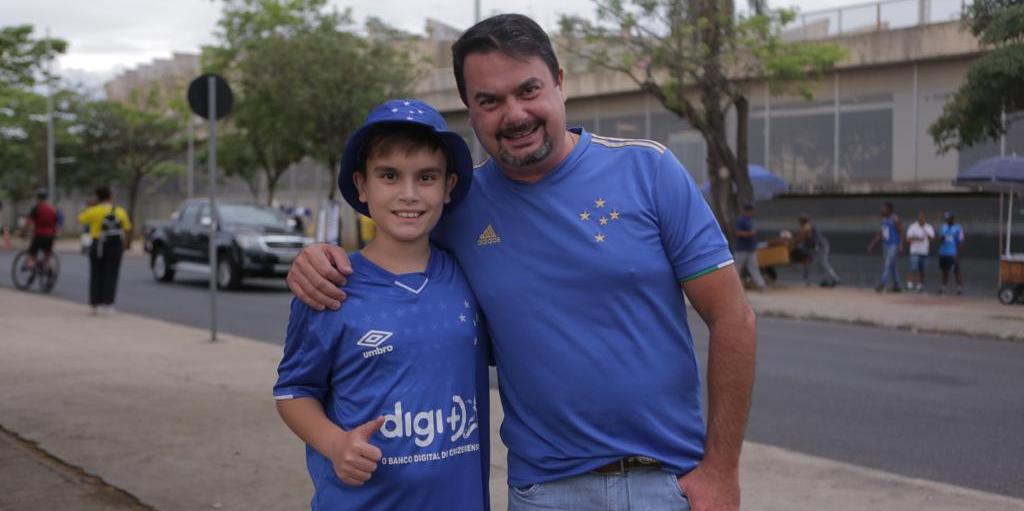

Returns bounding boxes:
[187,74,233,342]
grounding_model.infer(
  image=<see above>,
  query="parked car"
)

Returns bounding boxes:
[144,199,313,289]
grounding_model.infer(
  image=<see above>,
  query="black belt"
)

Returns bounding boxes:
[592,456,662,474]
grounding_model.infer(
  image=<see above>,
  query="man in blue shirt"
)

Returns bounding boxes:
[288,14,756,511]
[938,211,965,295]
[734,203,766,290]
[867,201,904,292]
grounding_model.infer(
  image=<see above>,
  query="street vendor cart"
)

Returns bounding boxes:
[955,156,1024,305]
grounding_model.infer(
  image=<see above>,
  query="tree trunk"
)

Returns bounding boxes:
[327,154,338,200]
[127,169,143,236]
[734,95,753,206]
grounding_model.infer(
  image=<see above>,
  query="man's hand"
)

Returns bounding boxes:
[678,464,740,511]
[328,416,385,486]
[287,243,352,311]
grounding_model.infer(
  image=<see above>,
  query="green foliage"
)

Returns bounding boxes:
[71,101,183,220]
[203,0,416,204]
[0,25,67,90]
[0,86,84,202]
[560,0,843,233]
[931,0,1024,151]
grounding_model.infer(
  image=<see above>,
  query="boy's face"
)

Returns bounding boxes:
[353,146,456,245]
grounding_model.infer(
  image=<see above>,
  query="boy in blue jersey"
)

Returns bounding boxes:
[273,99,489,511]
[937,211,965,295]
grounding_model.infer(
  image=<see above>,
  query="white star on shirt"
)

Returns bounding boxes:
[459,314,467,322]
[595,198,606,208]
[464,300,470,309]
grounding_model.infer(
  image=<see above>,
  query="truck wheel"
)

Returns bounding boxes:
[216,256,242,290]
[151,248,175,282]
[998,285,1018,305]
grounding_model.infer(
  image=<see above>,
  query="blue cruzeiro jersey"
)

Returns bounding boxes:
[274,247,490,511]
[939,223,964,256]
[433,128,734,486]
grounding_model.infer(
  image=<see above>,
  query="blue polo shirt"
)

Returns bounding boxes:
[274,247,489,510]
[433,129,733,486]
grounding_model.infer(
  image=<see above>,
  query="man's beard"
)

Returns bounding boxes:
[497,119,553,168]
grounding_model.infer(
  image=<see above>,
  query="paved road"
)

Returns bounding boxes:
[2,249,1022,498]
[1,249,293,343]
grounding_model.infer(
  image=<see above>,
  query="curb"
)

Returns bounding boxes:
[753,307,1024,343]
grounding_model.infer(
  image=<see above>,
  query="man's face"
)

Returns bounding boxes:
[462,51,568,180]
[917,212,926,225]
[881,204,891,217]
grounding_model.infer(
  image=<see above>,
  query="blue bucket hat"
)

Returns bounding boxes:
[338,99,473,217]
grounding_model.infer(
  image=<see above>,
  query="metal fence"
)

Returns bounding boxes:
[783,0,967,41]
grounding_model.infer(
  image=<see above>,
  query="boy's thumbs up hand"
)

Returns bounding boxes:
[329,416,385,486]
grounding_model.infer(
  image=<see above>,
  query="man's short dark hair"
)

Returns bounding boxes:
[883,201,894,211]
[451,14,560,105]
[356,123,450,175]
[95,186,111,202]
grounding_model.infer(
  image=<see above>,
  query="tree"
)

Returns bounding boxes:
[930,0,1024,152]
[0,25,68,203]
[0,86,83,202]
[561,0,843,239]
[204,0,416,204]
[0,25,67,90]
[214,130,263,201]
[73,101,183,222]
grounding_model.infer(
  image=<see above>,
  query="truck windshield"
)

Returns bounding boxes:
[217,204,290,228]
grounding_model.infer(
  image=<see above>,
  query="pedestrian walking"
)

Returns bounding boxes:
[938,211,965,295]
[797,214,839,287]
[78,187,132,315]
[735,203,767,290]
[867,201,904,292]
[904,211,935,292]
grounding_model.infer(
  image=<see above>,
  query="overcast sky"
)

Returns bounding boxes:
[3,0,850,88]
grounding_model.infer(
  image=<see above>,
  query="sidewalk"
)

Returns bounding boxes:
[2,288,1023,511]
[747,284,1024,342]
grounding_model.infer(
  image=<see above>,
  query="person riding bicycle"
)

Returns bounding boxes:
[23,189,59,273]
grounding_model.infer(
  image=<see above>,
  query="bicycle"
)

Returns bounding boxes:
[11,250,60,293]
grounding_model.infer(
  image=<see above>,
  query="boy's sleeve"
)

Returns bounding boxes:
[274,298,342,401]
[652,150,734,282]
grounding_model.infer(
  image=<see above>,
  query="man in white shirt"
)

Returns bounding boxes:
[904,210,935,292]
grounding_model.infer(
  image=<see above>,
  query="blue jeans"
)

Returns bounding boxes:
[508,468,690,511]
[878,244,901,289]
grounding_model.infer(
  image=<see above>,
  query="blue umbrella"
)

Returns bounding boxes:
[955,156,1024,192]
[701,164,788,202]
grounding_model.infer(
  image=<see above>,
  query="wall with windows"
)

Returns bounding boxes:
[440,54,1024,193]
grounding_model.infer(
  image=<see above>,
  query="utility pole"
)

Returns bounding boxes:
[45,27,56,202]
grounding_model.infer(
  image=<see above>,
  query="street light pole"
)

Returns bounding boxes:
[187,113,194,198]
[45,27,56,202]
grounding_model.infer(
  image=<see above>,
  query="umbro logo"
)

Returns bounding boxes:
[357,330,395,358]
[477,224,501,246]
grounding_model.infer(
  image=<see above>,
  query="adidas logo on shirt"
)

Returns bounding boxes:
[477,224,501,246]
